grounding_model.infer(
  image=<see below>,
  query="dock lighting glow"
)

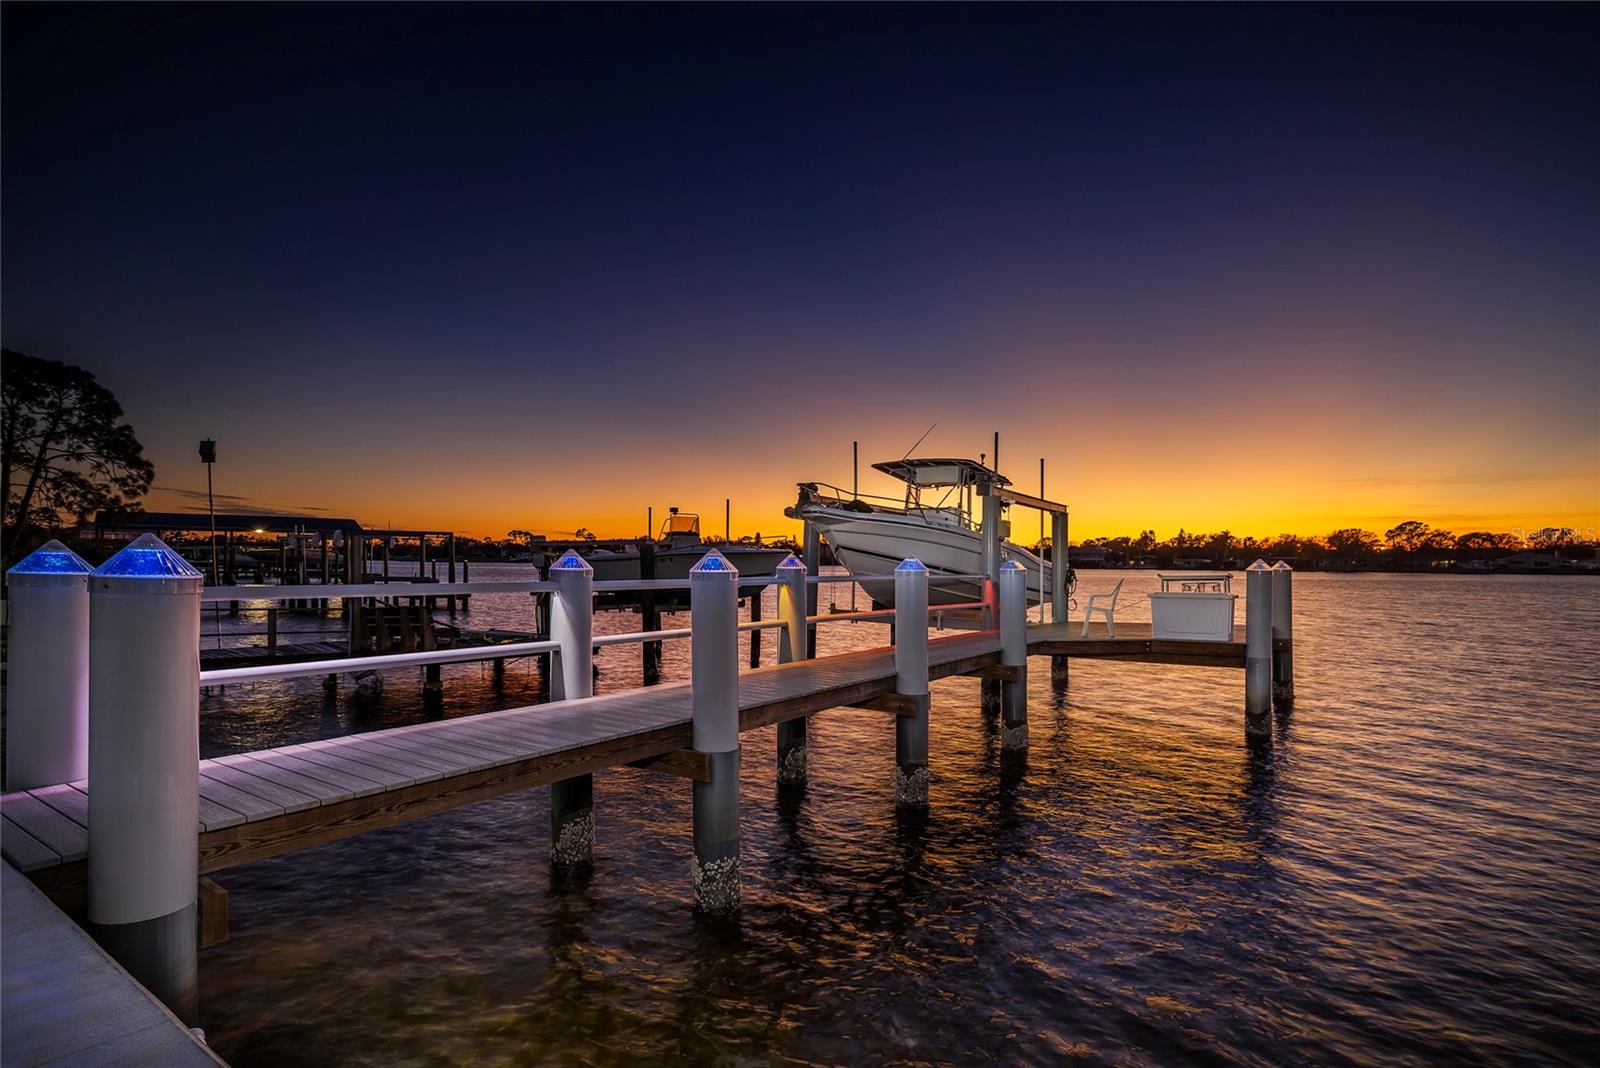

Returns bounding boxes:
[775,554,805,570]
[550,548,592,571]
[5,540,93,790]
[93,532,202,580]
[8,539,94,576]
[691,549,736,574]
[895,556,929,572]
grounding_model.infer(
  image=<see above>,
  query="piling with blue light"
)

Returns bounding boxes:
[5,540,93,790]
[999,560,1030,751]
[774,554,809,786]
[893,558,931,807]
[1272,561,1295,706]
[86,533,202,1024]
[548,549,595,871]
[690,550,740,913]
[1245,560,1274,739]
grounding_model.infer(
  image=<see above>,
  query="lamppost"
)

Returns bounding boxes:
[198,438,218,585]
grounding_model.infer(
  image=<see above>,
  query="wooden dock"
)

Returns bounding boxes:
[2,622,1248,909]
[1,861,226,1066]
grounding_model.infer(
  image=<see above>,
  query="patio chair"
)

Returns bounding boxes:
[1082,578,1125,637]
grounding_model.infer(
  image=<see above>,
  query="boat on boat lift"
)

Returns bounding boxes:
[786,458,1057,606]
[587,508,793,585]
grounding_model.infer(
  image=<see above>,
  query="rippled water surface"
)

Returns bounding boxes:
[195,569,1600,1066]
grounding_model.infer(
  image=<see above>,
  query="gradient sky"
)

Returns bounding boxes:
[4,5,1596,541]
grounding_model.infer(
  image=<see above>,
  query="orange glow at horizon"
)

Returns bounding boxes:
[138,382,1600,544]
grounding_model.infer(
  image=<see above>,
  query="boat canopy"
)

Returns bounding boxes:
[870,458,1010,488]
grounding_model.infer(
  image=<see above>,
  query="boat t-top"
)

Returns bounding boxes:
[786,458,1056,606]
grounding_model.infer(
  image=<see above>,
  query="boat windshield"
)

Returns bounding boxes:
[660,511,700,540]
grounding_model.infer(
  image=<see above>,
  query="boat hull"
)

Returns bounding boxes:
[588,546,793,587]
[800,507,1050,606]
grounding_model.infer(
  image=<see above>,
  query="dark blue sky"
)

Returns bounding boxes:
[4,5,1596,536]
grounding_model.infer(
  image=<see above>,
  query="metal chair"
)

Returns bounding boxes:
[1082,578,1125,637]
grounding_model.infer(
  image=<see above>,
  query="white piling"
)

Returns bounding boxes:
[1245,559,1273,740]
[86,534,202,1024]
[999,560,1029,751]
[893,558,931,807]
[4,540,92,790]
[690,550,740,913]
[774,554,809,785]
[1272,561,1294,706]
[547,549,595,870]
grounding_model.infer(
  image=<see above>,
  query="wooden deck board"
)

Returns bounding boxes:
[4,623,1249,886]
[267,744,419,790]
[1,861,225,1066]
[0,794,88,864]
[30,783,90,828]
[197,769,303,822]
[2,817,60,872]
[213,752,375,807]
[242,750,388,799]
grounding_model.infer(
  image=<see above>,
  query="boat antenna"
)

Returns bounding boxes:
[901,421,938,460]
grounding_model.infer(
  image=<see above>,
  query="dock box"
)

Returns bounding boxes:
[1149,574,1236,641]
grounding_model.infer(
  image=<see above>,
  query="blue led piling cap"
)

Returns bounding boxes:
[549,548,592,573]
[94,532,202,581]
[7,538,92,577]
[999,559,1027,572]
[1246,559,1272,572]
[690,549,738,577]
[895,556,928,573]
[775,554,805,571]
[1272,560,1293,572]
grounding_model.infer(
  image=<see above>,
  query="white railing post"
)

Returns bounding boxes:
[87,534,202,1024]
[1272,561,1294,707]
[999,560,1029,751]
[1245,560,1274,741]
[893,558,930,807]
[774,554,808,786]
[4,540,92,790]
[548,549,595,872]
[690,550,740,913]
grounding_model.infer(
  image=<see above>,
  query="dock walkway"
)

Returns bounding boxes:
[1,861,226,1066]
[3,622,1246,904]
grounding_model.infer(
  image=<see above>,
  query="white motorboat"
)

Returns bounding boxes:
[786,458,1057,606]
[587,508,793,586]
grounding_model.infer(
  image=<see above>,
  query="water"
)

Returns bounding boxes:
[196,568,1600,1066]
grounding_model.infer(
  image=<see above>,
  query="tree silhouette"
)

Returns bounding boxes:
[3,350,153,565]
[1327,528,1380,559]
[1384,520,1434,554]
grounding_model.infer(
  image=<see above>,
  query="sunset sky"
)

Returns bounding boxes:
[4,6,1595,541]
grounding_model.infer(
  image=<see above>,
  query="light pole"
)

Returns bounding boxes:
[198,438,218,586]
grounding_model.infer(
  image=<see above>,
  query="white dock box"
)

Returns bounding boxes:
[1149,574,1236,641]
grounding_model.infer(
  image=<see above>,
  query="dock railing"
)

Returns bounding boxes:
[188,565,992,687]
